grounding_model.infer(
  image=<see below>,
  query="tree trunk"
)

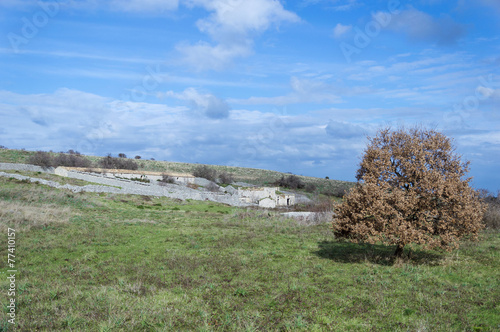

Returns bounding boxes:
[394,243,405,258]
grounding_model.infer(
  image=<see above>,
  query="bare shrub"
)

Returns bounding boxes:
[192,165,217,182]
[54,153,92,168]
[158,174,175,186]
[98,154,138,170]
[482,194,500,230]
[322,183,351,197]
[332,127,486,257]
[305,183,317,193]
[274,175,305,190]
[27,151,54,168]
[218,171,234,185]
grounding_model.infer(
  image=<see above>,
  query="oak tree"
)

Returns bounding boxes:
[332,127,486,257]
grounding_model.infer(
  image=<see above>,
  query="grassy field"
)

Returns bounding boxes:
[0,176,499,331]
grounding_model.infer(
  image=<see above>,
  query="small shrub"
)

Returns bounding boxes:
[305,183,317,193]
[135,155,141,159]
[158,174,175,186]
[130,176,150,183]
[482,194,500,230]
[218,171,234,184]
[98,154,138,170]
[323,183,351,197]
[274,175,305,190]
[118,153,127,158]
[193,165,217,182]
[28,151,54,168]
[0,145,7,149]
[54,153,92,168]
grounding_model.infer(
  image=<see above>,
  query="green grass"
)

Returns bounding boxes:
[0,149,34,164]
[0,177,499,331]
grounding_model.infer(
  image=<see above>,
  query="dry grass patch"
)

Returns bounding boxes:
[0,200,71,231]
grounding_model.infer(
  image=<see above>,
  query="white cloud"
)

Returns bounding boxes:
[332,23,352,39]
[372,7,466,45]
[325,120,366,138]
[176,40,253,71]
[229,76,342,105]
[163,88,231,119]
[178,0,300,70]
[476,87,500,99]
[1,88,498,187]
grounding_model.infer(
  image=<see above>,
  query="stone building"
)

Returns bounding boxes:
[237,186,295,208]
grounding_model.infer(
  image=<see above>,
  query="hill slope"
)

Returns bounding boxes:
[0,148,354,196]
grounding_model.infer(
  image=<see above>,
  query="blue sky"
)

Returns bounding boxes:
[1,0,499,191]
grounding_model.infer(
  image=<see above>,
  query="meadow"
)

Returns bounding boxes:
[0,175,499,331]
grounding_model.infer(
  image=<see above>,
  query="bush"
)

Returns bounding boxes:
[218,171,234,185]
[135,155,141,159]
[118,153,127,158]
[193,165,217,182]
[54,153,92,168]
[158,174,175,186]
[274,175,305,190]
[98,154,138,170]
[28,151,54,168]
[305,183,317,193]
[321,183,351,197]
[0,145,7,149]
[482,193,500,230]
[332,127,486,257]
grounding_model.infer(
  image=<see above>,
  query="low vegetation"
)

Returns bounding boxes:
[191,165,233,185]
[192,165,218,182]
[26,150,92,169]
[158,173,176,185]
[482,191,500,230]
[0,177,498,331]
[97,154,139,170]
[274,174,305,190]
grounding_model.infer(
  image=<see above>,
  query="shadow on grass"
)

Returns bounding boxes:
[313,240,443,266]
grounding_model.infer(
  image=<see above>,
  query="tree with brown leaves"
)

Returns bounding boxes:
[332,127,486,257]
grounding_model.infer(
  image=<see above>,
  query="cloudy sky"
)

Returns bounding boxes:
[1,0,499,191]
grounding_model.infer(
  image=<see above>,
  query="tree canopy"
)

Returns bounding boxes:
[332,127,486,257]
